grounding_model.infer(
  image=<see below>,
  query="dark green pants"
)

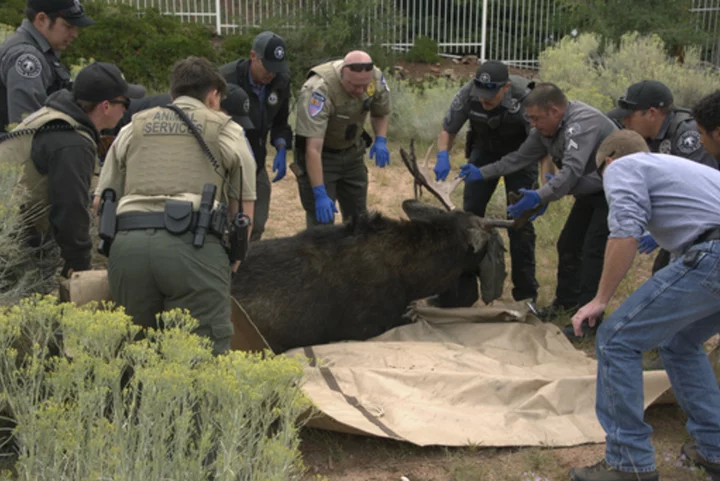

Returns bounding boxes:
[251,167,270,242]
[107,229,233,355]
[296,146,368,228]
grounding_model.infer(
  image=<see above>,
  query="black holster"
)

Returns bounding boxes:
[194,184,217,247]
[97,188,117,257]
[228,212,251,263]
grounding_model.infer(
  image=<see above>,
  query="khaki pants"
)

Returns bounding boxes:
[108,229,233,355]
[295,145,368,228]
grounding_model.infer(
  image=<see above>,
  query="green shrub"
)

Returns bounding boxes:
[0,296,312,481]
[63,2,218,92]
[538,32,720,112]
[0,0,24,30]
[404,35,440,64]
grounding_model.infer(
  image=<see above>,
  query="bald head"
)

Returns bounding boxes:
[596,130,650,169]
[343,50,372,66]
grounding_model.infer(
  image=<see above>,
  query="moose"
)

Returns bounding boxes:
[230,141,521,353]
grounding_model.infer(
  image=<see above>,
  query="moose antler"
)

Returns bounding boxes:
[400,139,543,231]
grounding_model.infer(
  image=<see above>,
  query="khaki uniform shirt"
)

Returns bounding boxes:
[97,96,256,215]
[295,60,391,150]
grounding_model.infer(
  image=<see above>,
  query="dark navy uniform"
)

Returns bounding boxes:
[441,75,539,303]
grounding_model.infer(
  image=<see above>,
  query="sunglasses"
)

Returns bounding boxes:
[109,98,131,109]
[344,62,374,72]
[473,79,505,90]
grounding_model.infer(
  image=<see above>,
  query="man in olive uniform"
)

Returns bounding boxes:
[293,50,392,226]
[432,61,538,307]
[0,62,142,290]
[219,31,292,241]
[608,80,719,273]
[0,0,94,132]
[96,56,257,355]
[459,83,618,340]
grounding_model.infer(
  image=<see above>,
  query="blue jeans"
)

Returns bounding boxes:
[596,240,720,472]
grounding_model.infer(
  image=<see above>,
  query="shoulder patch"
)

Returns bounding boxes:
[676,130,701,155]
[268,91,279,106]
[508,98,521,114]
[308,91,326,118]
[451,94,464,111]
[658,139,672,154]
[15,53,42,79]
[380,73,389,92]
[565,122,582,137]
[366,81,376,97]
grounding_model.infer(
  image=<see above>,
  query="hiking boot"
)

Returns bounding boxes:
[681,442,720,481]
[569,459,658,481]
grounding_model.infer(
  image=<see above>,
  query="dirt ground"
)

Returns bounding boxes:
[260,147,717,481]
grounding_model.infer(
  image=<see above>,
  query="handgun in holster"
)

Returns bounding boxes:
[228,212,252,263]
[194,183,217,248]
[97,188,117,257]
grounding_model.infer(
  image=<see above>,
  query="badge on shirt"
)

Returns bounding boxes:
[451,94,464,111]
[658,139,672,154]
[366,81,376,97]
[677,130,701,155]
[566,123,582,137]
[16,53,42,79]
[508,98,521,114]
[268,91,279,106]
[308,91,326,118]
[380,73,389,92]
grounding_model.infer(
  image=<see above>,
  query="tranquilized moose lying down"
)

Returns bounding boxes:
[231,198,507,354]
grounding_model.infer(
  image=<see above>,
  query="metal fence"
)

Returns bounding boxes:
[76,0,720,66]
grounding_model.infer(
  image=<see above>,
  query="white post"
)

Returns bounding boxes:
[215,0,221,34]
[480,0,488,63]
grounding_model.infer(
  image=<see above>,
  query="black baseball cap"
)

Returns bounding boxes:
[251,31,289,74]
[27,0,95,27]
[221,84,254,130]
[471,61,509,99]
[608,80,674,119]
[72,62,145,102]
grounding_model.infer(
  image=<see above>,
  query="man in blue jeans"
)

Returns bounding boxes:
[569,108,720,480]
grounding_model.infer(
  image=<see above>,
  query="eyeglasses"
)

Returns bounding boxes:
[474,79,505,90]
[109,98,131,110]
[343,62,374,72]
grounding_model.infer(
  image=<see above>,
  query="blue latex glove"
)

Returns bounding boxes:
[369,136,390,167]
[529,174,555,221]
[458,163,484,183]
[272,147,287,182]
[312,185,337,224]
[434,150,451,181]
[507,189,541,219]
[638,234,659,254]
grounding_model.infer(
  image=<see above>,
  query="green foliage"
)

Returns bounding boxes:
[0,296,312,481]
[539,32,720,112]
[63,2,217,92]
[404,35,440,64]
[556,0,705,56]
[260,0,398,93]
[215,31,257,66]
[0,0,24,30]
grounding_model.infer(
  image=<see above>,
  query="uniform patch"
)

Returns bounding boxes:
[366,81,376,97]
[677,130,701,155]
[243,98,250,114]
[274,46,285,60]
[268,91,278,106]
[658,139,672,154]
[566,139,579,151]
[380,73,389,92]
[308,91,326,118]
[479,72,491,83]
[565,123,581,137]
[508,98,521,114]
[451,94,464,111]
[15,53,42,79]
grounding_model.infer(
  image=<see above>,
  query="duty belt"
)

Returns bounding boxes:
[116,211,223,239]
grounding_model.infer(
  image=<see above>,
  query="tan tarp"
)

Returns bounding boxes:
[62,271,679,448]
[289,302,674,447]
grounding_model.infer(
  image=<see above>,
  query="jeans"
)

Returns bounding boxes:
[596,240,720,472]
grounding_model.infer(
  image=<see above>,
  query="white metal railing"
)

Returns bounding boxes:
[15,0,713,66]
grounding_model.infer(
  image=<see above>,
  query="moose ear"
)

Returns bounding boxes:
[402,199,447,221]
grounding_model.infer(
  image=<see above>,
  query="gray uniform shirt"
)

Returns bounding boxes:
[479,100,618,203]
[604,152,720,256]
[0,19,67,127]
[649,111,718,169]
